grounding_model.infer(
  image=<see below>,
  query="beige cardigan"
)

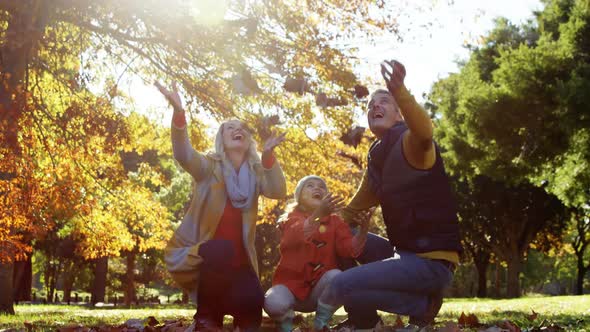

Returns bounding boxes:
[165,125,286,300]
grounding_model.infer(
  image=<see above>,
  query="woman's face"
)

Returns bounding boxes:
[222,120,251,152]
[299,178,327,211]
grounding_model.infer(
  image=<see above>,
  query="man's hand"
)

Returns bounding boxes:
[352,208,375,228]
[155,81,183,111]
[380,60,406,94]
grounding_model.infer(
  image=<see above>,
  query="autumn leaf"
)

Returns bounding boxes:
[497,319,521,332]
[354,85,370,99]
[145,316,159,327]
[458,312,467,326]
[467,313,481,327]
[393,315,404,328]
[284,78,309,94]
[526,309,538,322]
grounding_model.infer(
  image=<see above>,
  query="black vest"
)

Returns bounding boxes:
[367,123,462,253]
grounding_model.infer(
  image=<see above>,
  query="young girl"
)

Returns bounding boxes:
[264,175,371,331]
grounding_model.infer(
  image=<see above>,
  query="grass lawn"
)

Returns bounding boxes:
[0,295,588,331]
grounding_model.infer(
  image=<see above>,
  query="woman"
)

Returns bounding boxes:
[156,82,287,331]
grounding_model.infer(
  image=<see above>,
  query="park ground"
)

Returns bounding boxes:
[0,295,588,331]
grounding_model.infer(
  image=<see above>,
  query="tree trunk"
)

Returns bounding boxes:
[44,253,54,303]
[506,256,522,298]
[91,257,108,304]
[576,252,587,295]
[0,0,49,315]
[493,260,501,298]
[12,255,32,302]
[182,289,189,304]
[62,261,75,304]
[124,252,136,306]
[474,256,490,298]
[0,263,15,314]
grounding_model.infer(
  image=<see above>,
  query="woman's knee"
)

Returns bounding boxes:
[263,285,294,318]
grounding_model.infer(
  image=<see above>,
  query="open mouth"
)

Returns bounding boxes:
[373,112,384,119]
[232,133,243,141]
[312,192,322,199]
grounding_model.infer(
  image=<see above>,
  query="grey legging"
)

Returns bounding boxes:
[263,269,341,321]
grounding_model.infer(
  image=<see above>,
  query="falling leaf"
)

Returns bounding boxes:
[316,92,328,107]
[232,69,260,95]
[284,78,309,94]
[340,126,365,147]
[354,85,370,99]
[256,114,281,140]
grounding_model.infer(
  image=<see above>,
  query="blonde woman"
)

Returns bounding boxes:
[156,82,287,331]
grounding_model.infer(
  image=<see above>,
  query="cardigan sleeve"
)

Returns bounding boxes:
[171,115,212,182]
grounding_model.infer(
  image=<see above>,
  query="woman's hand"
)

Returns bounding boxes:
[155,81,183,112]
[263,131,286,154]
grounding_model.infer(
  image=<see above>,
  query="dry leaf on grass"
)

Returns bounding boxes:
[437,321,462,332]
[526,310,538,322]
[497,320,521,332]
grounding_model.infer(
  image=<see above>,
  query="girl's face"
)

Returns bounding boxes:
[222,120,251,152]
[299,178,327,211]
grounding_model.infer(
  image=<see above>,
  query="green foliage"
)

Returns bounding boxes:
[428,0,590,297]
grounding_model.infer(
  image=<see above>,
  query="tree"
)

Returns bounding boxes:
[571,205,590,294]
[2,0,453,313]
[456,176,566,297]
[428,0,590,296]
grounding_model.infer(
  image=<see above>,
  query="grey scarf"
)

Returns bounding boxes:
[223,161,256,210]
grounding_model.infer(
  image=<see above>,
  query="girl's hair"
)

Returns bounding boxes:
[278,200,299,223]
[214,119,262,177]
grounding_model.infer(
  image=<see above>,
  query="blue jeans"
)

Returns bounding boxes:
[330,234,454,328]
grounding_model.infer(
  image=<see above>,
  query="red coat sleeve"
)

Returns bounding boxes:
[279,215,309,249]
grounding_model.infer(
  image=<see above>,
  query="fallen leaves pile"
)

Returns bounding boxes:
[14,310,579,332]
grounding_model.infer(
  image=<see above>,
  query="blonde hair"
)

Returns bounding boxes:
[214,119,262,178]
[278,200,299,223]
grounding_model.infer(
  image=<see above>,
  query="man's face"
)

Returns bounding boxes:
[367,92,402,138]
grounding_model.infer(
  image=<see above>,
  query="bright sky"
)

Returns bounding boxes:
[121,0,543,127]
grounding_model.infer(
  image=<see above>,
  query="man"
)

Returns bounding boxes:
[324,60,462,331]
